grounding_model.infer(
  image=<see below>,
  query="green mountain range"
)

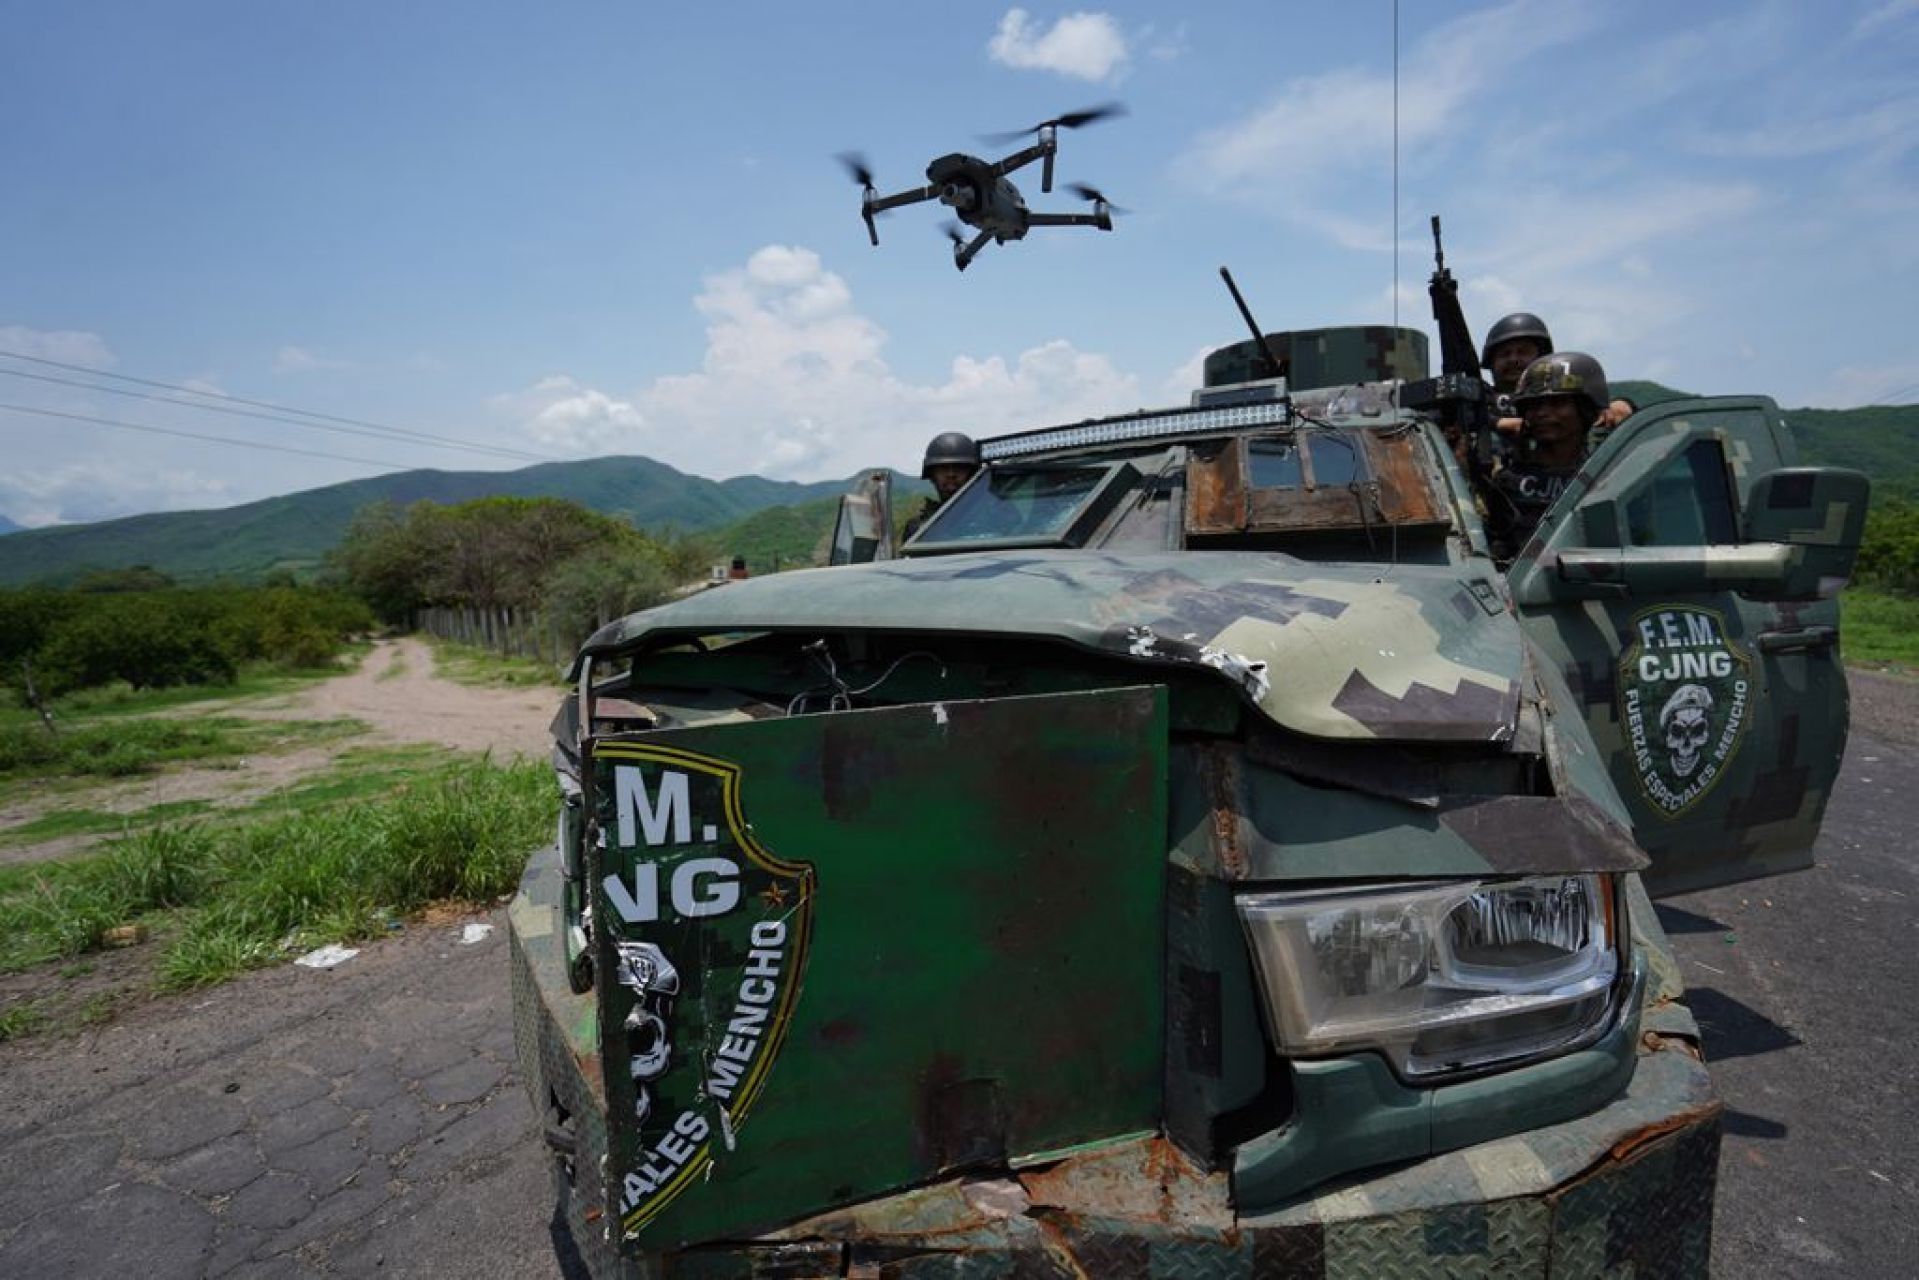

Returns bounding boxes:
[0,456,866,586]
[1613,382,1919,501]
[3,388,1913,586]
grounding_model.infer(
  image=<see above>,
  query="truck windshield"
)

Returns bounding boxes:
[919,464,1116,543]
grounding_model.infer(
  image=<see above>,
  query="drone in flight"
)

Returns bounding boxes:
[840,104,1126,272]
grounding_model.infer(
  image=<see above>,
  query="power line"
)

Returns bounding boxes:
[0,365,553,465]
[0,347,561,463]
[0,400,430,471]
[1863,378,1919,406]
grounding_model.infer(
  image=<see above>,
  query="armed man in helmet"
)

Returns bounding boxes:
[1483,312,1554,401]
[902,431,982,540]
[1483,351,1610,564]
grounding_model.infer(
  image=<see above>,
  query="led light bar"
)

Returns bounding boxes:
[979,397,1295,462]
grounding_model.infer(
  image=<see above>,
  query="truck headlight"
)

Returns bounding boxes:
[1236,874,1623,1079]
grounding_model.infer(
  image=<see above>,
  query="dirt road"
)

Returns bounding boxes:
[251,636,559,761]
[0,639,561,868]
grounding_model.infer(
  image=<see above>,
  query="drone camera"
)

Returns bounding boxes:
[842,104,1122,269]
[940,183,978,213]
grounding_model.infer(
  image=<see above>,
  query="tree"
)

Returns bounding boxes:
[543,543,674,641]
[328,501,431,623]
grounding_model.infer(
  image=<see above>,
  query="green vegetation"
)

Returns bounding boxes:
[0,1000,47,1042]
[0,756,551,986]
[5,663,343,723]
[702,496,840,575]
[1844,499,1919,668]
[1786,406,1919,505]
[0,716,359,781]
[0,582,372,715]
[0,455,859,587]
[1842,589,1919,668]
[331,495,701,627]
[426,638,565,688]
[1857,499,1919,596]
[0,800,216,850]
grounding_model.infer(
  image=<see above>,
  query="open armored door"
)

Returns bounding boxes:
[583,687,1168,1254]
[827,469,895,565]
[1508,397,1868,898]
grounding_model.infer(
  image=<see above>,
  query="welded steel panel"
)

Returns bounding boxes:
[586,686,1169,1253]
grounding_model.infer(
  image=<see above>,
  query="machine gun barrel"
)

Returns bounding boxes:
[1426,214,1480,378]
[1218,266,1287,380]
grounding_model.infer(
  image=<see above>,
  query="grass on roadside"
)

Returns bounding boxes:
[0,716,364,782]
[0,741,440,860]
[1843,588,1919,669]
[0,799,217,850]
[0,658,361,730]
[424,636,567,689]
[0,756,552,987]
[0,998,48,1042]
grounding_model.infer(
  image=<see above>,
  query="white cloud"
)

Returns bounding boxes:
[1852,0,1919,38]
[0,461,233,527]
[273,345,352,373]
[1139,21,1188,62]
[499,244,1139,480]
[1183,0,1590,195]
[1806,361,1919,409]
[0,325,115,368]
[532,387,649,452]
[1159,346,1211,402]
[988,9,1129,82]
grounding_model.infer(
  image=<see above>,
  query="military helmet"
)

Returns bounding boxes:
[1480,312,1554,370]
[1511,351,1609,417]
[921,431,981,477]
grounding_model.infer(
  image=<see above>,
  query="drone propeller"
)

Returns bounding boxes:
[941,221,966,248]
[1066,183,1129,215]
[980,102,1126,145]
[839,152,883,245]
[837,151,877,192]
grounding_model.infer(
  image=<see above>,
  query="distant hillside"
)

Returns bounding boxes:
[703,475,933,575]
[1778,406,1919,501]
[1611,381,1919,501]
[0,456,859,586]
[10,387,1913,586]
[1610,380,1689,408]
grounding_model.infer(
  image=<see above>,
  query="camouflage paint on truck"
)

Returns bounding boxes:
[511,325,1866,1277]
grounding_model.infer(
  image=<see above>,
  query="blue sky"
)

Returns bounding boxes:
[3,0,1915,526]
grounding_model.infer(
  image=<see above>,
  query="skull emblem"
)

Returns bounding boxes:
[614,942,681,1112]
[627,1009,671,1080]
[1659,684,1714,780]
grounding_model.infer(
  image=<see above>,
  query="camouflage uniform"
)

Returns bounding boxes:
[1484,351,1610,565]
[901,495,942,542]
[1483,458,1580,563]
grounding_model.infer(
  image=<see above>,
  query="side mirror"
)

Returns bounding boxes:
[828,469,896,565]
[1740,467,1870,599]
[1519,466,1871,605]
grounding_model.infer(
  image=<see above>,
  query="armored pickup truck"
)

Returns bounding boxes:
[509,325,1866,1277]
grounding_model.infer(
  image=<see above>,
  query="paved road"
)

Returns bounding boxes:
[0,917,566,1279]
[0,737,1911,1277]
[1662,729,1919,1278]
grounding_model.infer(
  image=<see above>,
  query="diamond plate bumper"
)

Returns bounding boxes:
[512,842,1720,1279]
